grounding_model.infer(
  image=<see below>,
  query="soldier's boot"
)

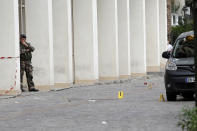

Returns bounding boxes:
[29,87,39,92]
[27,78,39,92]
[28,80,39,92]
[20,84,25,92]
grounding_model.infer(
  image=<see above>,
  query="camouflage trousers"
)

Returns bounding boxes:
[20,60,35,90]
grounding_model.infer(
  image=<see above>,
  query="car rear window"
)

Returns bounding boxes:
[173,38,194,58]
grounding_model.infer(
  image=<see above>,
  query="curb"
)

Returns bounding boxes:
[0,75,151,100]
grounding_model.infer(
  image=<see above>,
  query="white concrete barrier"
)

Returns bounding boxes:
[53,0,73,86]
[146,0,160,72]
[130,0,147,75]
[0,0,20,94]
[118,0,131,78]
[0,0,169,94]
[98,0,119,80]
[159,0,168,67]
[26,0,54,87]
[73,0,99,83]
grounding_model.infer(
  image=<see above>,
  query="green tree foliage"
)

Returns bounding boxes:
[170,0,194,44]
[178,107,197,131]
[171,22,193,44]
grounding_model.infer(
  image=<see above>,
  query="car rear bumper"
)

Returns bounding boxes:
[164,70,195,93]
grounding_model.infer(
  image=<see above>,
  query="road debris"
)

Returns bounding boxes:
[101,121,107,125]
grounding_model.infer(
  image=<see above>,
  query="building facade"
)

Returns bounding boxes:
[167,0,172,37]
[0,0,167,95]
[171,0,185,26]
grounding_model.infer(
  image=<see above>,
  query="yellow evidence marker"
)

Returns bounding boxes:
[159,93,165,102]
[118,91,124,99]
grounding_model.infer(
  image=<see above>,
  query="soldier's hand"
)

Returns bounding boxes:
[29,46,35,52]
[21,41,29,47]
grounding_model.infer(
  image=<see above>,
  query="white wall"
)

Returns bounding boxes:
[26,0,54,86]
[159,0,168,65]
[53,0,73,84]
[117,0,131,77]
[146,0,160,71]
[0,0,170,93]
[0,0,20,91]
[98,0,119,78]
[73,0,98,81]
[130,0,146,74]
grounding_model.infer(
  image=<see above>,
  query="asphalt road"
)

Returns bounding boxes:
[0,75,195,131]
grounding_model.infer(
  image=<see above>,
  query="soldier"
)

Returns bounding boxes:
[20,34,39,92]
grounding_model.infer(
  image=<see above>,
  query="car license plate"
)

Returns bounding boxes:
[185,77,195,83]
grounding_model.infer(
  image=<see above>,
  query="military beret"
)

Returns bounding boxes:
[20,34,27,38]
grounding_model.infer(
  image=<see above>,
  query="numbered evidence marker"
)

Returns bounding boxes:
[118,91,124,99]
[159,93,165,102]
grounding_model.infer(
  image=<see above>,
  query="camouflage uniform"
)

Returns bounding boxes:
[20,42,35,91]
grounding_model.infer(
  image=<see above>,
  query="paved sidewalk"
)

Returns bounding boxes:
[0,75,195,131]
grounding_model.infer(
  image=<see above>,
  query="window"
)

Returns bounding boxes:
[173,38,194,58]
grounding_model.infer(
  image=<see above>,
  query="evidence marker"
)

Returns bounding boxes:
[118,91,124,99]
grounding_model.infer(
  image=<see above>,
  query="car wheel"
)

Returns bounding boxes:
[166,92,176,101]
[182,93,194,99]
